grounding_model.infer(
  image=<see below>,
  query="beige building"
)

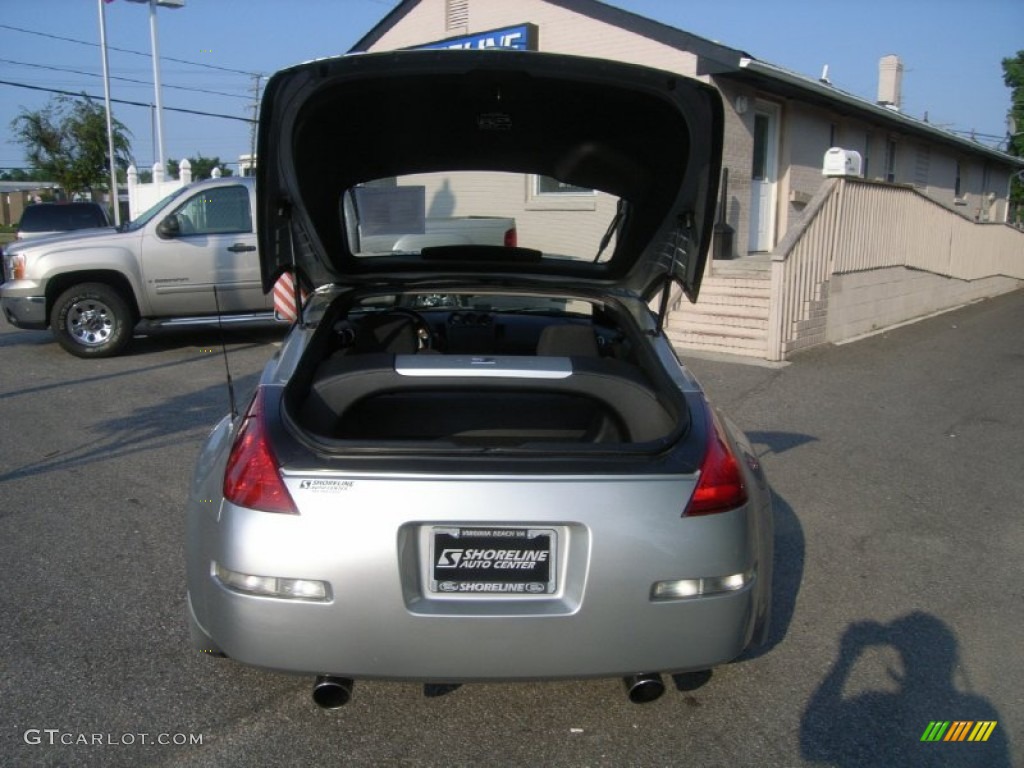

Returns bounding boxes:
[0,182,63,228]
[350,0,1024,360]
[352,0,1021,259]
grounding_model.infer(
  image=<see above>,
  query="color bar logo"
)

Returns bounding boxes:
[920,721,998,742]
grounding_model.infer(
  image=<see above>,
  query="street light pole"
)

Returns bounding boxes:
[147,1,166,167]
[97,0,121,226]
[126,0,184,168]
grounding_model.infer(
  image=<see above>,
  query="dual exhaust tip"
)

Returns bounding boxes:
[312,673,666,708]
[623,673,666,704]
[312,675,354,709]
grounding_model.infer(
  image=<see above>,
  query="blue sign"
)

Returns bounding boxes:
[416,23,538,52]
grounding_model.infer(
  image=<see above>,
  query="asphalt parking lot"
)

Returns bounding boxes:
[1,290,1021,768]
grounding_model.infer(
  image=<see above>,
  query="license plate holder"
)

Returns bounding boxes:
[429,527,556,595]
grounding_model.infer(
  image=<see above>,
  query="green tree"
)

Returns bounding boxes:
[189,152,233,180]
[166,153,234,181]
[10,95,133,198]
[0,168,49,182]
[1003,50,1024,222]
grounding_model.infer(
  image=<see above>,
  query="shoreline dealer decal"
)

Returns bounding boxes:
[430,527,556,595]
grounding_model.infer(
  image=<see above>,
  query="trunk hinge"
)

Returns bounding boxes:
[655,277,673,334]
[278,197,309,330]
[655,211,695,333]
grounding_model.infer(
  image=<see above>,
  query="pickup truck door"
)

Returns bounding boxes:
[140,183,272,316]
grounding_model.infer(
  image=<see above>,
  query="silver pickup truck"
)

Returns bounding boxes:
[1,177,270,357]
[1,176,516,357]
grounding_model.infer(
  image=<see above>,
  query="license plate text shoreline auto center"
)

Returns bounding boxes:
[438,548,549,569]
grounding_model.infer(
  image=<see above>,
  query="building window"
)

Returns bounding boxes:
[863,132,871,178]
[751,113,770,181]
[980,164,992,221]
[534,176,593,196]
[526,175,597,211]
[954,160,963,201]
[884,139,897,183]
[829,122,838,148]
[913,144,929,189]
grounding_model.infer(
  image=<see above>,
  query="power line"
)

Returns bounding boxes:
[0,79,255,124]
[0,23,262,78]
[0,57,251,101]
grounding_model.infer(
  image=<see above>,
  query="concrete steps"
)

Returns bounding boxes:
[666,261,772,359]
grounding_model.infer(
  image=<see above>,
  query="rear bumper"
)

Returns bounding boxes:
[191,577,757,681]
[186,476,768,681]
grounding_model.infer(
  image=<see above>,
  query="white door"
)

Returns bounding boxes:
[748,106,778,252]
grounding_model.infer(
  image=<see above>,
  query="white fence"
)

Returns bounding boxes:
[125,159,225,220]
[832,180,1024,281]
[768,178,1024,360]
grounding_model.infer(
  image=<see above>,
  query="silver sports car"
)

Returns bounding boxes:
[185,49,773,708]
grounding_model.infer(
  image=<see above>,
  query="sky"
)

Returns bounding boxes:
[1,0,1021,173]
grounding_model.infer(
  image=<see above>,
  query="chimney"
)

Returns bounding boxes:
[877,55,903,111]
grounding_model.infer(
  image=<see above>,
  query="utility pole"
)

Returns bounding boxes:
[125,0,185,168]
[96,0,121,226]
[248,73,262,173]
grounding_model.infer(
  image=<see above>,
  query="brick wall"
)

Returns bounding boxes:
[712,79,757,259]
[826,267,1021,342]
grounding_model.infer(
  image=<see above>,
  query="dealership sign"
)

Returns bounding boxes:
[415,23,538,52]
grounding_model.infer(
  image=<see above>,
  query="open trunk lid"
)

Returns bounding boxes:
[257,50,723,303]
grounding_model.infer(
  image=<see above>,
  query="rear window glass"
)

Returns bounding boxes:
[353,292,594,316]
[341,171,621,262]
[19,204,109,233]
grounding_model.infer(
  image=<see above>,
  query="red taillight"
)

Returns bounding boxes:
[503,227,517,248]
[222,389,298,514]
[684,399,748,516]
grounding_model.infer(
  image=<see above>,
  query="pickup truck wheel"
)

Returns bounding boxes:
[51,283,133,358]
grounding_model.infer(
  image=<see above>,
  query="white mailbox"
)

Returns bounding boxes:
[823,148,863,178]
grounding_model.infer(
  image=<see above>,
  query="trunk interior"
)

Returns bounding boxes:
[283,294,688,452]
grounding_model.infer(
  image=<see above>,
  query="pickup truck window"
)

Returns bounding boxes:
[18,202,110,236]
[171,185,252,236]
[124,186,190,232]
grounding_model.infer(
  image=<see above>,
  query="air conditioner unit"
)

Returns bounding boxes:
[823,148,863,178]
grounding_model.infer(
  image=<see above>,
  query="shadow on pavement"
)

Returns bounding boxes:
[733,488,804,664]
[800,613,1009,767]
[0,374,260,486]
[0,342,268,403]
[746,429,818,457]
[126,325,286,356]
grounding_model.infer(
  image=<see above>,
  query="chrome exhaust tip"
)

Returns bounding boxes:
[623,673,665,704]
[312,675,354,709]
